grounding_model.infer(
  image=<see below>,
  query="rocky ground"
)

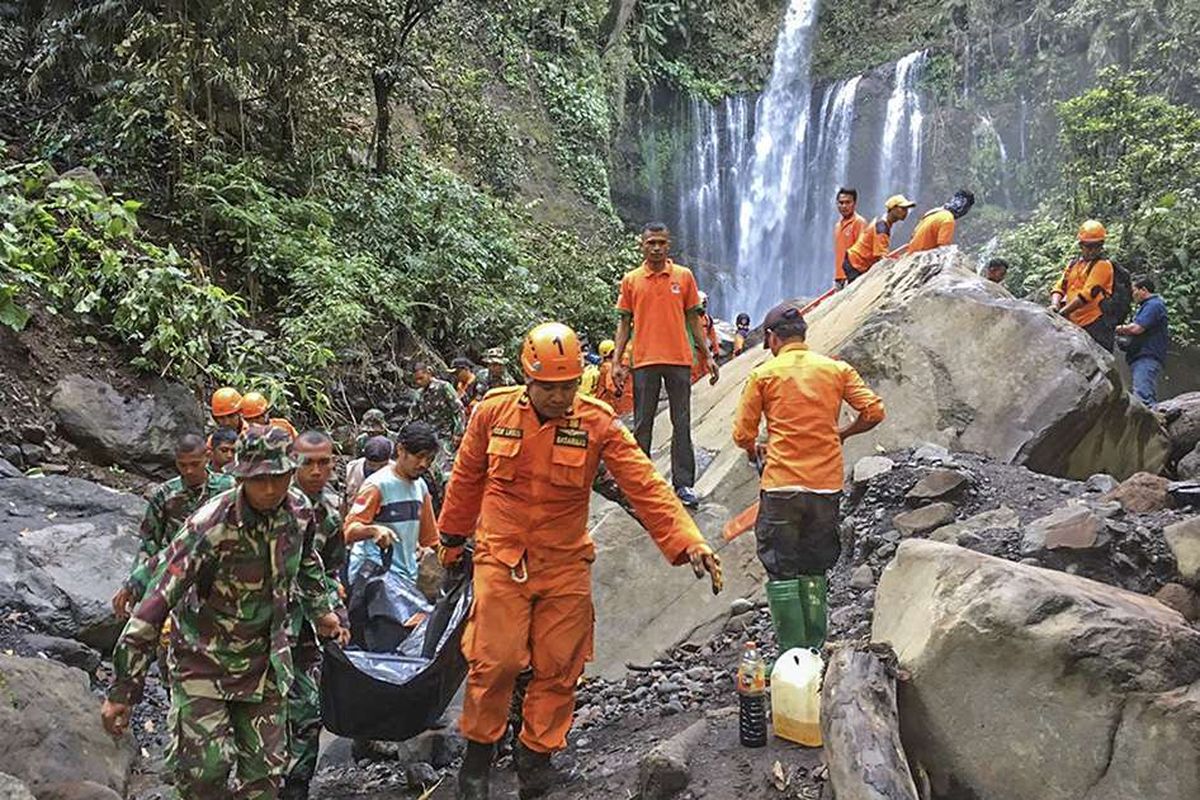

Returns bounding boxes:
[204,444,1195,800]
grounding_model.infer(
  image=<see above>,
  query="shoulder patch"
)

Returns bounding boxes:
[554,427,589,449]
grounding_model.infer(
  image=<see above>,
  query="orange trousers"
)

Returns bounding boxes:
[460,555,593,753]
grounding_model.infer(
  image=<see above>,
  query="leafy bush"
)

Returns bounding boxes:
[999,71,1200,343]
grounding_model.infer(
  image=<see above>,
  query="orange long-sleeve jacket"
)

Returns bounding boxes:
[437,386,704,567]
[906,208,956,254]
[732,343,885,492]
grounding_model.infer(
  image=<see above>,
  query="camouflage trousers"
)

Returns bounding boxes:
[422,446,455,515]
[165,678,287,799]
[285,641,323,788]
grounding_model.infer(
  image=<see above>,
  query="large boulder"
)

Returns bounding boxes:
[51,374,205,476]
[585,249,1166,677]
[872,539,1200,800]
[0,473,143,650]
[0,655,134,796]
[1158,391,1200,462]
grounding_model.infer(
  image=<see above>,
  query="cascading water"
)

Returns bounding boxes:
[641,0,928,319]
[732,0,820,316]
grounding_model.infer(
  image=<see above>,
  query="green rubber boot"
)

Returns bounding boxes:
[797,575,828,649]
[765,579,807,653]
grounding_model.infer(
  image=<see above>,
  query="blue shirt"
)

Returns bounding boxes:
[1125,294,1168,364]
[347,468,429,585]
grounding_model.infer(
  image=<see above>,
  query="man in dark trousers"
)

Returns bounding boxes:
[612,222,719,508]
[1117,275,1170,404]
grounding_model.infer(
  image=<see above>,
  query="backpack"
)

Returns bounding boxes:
[1084,257,1132,327]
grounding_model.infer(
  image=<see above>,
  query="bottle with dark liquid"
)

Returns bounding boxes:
[736,640,767,747]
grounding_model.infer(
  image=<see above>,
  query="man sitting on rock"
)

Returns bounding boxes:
[732,302,884,653]
[101,426,348,799]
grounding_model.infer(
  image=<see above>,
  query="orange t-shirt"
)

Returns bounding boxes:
[437,387,703,567]
[732,342,885,492]
[616,261,702,368]
[1054,257,1114,327]
[846,217,892,273]
[834,213,867,280]
[906,208,956,254]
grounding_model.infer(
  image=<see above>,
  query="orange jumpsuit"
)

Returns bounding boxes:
[438,386,705,753]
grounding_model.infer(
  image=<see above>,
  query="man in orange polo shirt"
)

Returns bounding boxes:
[732,301,884,652]
[833,187,866,288]
[439,322,722,800]
[902,189,975,255]
[843,193,916,283]
[612,222,719,508]
[1050,219,1116,351]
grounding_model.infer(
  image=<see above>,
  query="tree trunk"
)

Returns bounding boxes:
[597,0,639,53]
[820,644,920,800]
[372,72,393,174]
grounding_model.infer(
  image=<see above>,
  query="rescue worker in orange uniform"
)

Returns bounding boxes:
[1050,220,1116,351]
[901,190,975,255]
[843,194,917,283]
[210,387,244,432]
[690,291,722,384]
[240,391,299,440]
[438,322,723,800]
[733,313,751,355]
[833,188,867,288]
[732,302,884,653]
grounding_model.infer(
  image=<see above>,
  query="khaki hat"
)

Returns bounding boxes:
[229,425,296,478]
[885,194,917,210]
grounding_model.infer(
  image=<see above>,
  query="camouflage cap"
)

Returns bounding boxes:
[482,347,506,365]
[229,425,297,478]
[361,408,387,432]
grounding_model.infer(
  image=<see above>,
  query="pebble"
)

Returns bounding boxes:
[404,762,439,788]
[849,564,875,590]
[729,598,755,615]
[686,666,711,682]
[655,681,681,696]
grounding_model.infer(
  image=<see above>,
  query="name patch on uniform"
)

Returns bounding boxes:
[491,426,523,439]
[554,428,589,448]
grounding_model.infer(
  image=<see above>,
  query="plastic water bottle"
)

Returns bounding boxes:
[736,641,767,747]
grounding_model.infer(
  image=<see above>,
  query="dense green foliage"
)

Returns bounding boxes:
[0,0,655,420]
[1000,72,1200,343]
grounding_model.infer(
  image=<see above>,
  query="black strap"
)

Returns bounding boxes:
[440,532,467,548]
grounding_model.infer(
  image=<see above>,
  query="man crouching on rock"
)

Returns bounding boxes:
[101,425,349,799]
[438,321,724,800]
[732,302,884,653]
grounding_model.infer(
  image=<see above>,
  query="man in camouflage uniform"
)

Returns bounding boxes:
[406,362,465,512]
[101,426,349,800]
[474,347,514,397]
[353,409,392,458]
[283,431,346,799]
[111,433,235,620]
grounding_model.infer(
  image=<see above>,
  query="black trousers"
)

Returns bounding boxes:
[754,490,842,581]
[632,364,695,489]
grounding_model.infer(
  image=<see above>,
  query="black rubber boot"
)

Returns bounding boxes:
[515,741,569,800]
[457,740,494,800]
[279,777,309,800]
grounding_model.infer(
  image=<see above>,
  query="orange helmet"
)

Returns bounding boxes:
[240,391,269,419]
[521,322,584,381]
[210,387,242,418]
[1077,219,1107,243]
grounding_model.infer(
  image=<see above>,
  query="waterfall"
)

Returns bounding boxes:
[732,0,820,316]
[641,28,928,318]
[875,51,928,211]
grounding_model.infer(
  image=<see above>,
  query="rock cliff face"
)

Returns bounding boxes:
[586,247,1167,676]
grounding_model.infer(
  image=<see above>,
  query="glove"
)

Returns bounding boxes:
[686,542,724,595]
[438,532,468,569]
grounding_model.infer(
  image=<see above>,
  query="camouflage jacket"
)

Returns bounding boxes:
[407,378,465,447]
[108,486,338,705]
[474,367,515,396]
[126,470,235,597]
[291,486,345,642]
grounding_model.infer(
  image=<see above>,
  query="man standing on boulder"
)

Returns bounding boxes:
[284,431,346,800]
[900,190,975,255]
[612,222,719,508]
[833,187,866,289]
[1117,275,1170,404]
[101,426,348,798]
[111,434,235,621]
[1050,220,1117,351]
[440,322,723,800]
[732,303,884,654]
